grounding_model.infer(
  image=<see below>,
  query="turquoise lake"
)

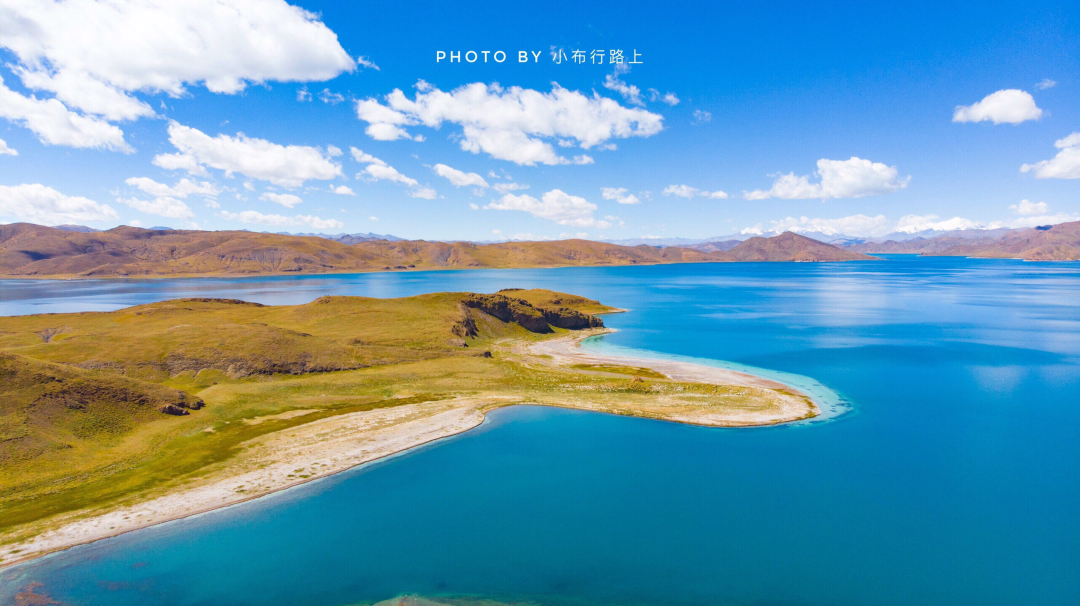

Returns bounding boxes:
[1,256,1078,605]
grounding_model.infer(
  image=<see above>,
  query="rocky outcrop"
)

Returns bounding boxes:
[540,306,604,329]
[458,293,604,334]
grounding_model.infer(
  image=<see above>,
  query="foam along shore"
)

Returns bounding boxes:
[0,341,812,566]
[518,328,820,426]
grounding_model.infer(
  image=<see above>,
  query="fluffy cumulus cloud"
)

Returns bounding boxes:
[125,177,219,198]
[433,164,489,188]
[0,138,17,156]
[601,187,641,205]
[1021,132,1080,179]
[331,185,355,196]
[662,185,728,199]
[363,164,418,187]
[350,147,386,166]
[219,210,342,229]
[745,157,909,200]
[356,81,663,165]
[118,196,194,219]
[603,74,643,105]
[0,183,117,224]
[351,147,434,198]
[153,122,342,187]
[260,192,303,208]
[0,76,131,151]
[0,0,354,116]
[953,90,1042,125]
[1011,200,1048,216]
[486,189,610,228]
[0,0,354,149]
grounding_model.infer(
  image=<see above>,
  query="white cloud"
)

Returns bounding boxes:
[357,56,380,71]
[125,177,219,198]
[601,187,641,205]
[1021,132,1080,179]
[662,93,680,106]
[260,192,303,208]
[493,182,528,194]
[350,147,387,166]
[0,183,117,224]
[243,181,256,191]
[356,81,664,165]
[128,219,143,227]
[153,122,342,187]
[219,210,342,229]
[0,76,132,152]
[318,89,345,104]
[603,74,643,105]
[692,110,712,124]
[894,215,982,233]
[326,145,342,157]
[362,163,418,186]
[486,189,610,228]
[118,196,194,219]
[745,157,909,200]
[331,185,355,195]
[433,164,489,188]
[297,87,312,102]
[368,215,378,221]
[767,214,892,238]
[663,184,728,199]
[953,89,1042,125]
[988,213,1080,229]
[1035,79,1057,91]
[0,138,17,156]
[0,0,355,119]
[469,203,480,210]
[205,199,220,208]
[410,187,437,200]
[1011,200,1048,216]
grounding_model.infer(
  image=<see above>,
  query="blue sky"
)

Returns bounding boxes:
[1,0,1078,240]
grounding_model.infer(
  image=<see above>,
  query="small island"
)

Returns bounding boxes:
[0,289,816,566]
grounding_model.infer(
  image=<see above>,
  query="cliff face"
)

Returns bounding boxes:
[925,221,1080,261]
[459,293,604,334]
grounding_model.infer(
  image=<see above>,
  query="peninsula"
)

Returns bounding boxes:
[0,289,816,566]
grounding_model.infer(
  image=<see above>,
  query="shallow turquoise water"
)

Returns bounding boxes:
[2,256,1079,605]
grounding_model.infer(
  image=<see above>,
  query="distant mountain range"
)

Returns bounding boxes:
[839,222,1080,260]
[0,223,869,278]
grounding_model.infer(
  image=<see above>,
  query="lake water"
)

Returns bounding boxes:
[2,256,1079,605]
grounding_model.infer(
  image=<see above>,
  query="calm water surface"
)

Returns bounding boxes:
[1,256,1078,605]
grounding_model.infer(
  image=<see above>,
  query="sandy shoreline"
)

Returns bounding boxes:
[1,332,817,570]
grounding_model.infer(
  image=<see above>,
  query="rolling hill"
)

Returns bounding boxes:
[0,223,872,278]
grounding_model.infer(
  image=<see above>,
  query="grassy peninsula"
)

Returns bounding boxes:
[0,289,815,565]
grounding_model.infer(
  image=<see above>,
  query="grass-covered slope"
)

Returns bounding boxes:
[0,290,614,528]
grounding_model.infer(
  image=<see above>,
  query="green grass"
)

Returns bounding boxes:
[569,363,668,380]
[0,290,619,535]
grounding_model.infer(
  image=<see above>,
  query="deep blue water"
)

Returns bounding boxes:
[2,256,1079,605]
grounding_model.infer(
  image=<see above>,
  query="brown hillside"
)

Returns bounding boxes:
[0,224,873,278]
[727,232,875,261]
[928,221,1080,261]
[846,236,1004,254]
